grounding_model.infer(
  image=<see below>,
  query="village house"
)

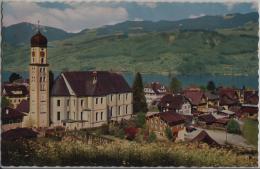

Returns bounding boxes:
[1,107,26,132]
[158,94,192,115]
[144,82,167,107]
[146,111,186,141]
[204,91,219,108]
[2,85,29,108]
[26,30,133,129]
[183,90,208,113]
[218,88,240,109]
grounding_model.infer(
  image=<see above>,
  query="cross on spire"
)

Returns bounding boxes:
[37,20,40,32]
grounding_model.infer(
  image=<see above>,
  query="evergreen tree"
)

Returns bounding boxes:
[132,72,148,114]
[1,96,11,108]
[9,73,22,83]
[207,80,216,92]
[169,77,182,93]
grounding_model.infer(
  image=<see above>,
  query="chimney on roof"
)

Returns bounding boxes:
[92,71,97,84]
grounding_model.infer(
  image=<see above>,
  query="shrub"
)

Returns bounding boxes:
[227,119,240,134]
[165,127,173,141]
[147,132,157,143]
[135,112,146,128]
[124,127,139,140]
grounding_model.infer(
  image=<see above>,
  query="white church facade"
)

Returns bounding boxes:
[28,31,133,130]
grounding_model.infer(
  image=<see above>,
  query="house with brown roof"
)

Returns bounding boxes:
[190,130,219,147]
[218,88,240,109]
[146,111,186,140]
[183,90,208,113]
[204,91,219,108]
[158,94,192,115]
[50,71,133,129]
[2,85,29,108]
[243,90,258,105]
[1,107,26,132]
[144,82,167,107]
[197,113,217,127]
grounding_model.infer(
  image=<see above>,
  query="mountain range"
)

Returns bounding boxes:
[2,12,259,76]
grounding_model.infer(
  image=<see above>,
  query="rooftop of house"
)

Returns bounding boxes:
[144,82,167,94]
[183,90,206,106]
[158,111,186,126]
[159,94,190,110]
[191,130,219,146]
[2,107,25,121]
[51,71,132,97]
[16,100,29,113]
[2,85,29,98]
[198,113,216,124]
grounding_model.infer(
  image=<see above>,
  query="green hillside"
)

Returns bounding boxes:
[2,13,258,75]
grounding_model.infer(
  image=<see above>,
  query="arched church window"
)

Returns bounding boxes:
[41,57,44,64]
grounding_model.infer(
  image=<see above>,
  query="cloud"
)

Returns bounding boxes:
[189,13,205,19]
[3,2,128,33]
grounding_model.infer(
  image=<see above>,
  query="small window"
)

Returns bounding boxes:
[126,105,128,114]
[126,94,128,100]
[40,51,45,57]
[96,98,98,104]
[81,100,84,107]
[81,112,83,120]
[57,112,60,121]
[67,111,70,119]
[57,100,60,106]
[119,94,120,100]
[118,106,121,115]
[67,100,69,106]
[101,98,103,104]
[101,112,103,120]
[111,95,113,101]
[96,112,98,121]
[74,100,76,106]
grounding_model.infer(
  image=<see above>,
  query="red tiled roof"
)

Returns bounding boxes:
[191,130,219,146]
[183,91,205,106]
[159,94,190,110]
[240,106,258,114]
[198,114,216,124]
[51,71,131,96]
[159,111,185,126]
[16,100,29,113]
[219,88,239,106]
[2,85,29,97]
[2,107,25,121]
[2,128,38,141]
[244,91,258,105]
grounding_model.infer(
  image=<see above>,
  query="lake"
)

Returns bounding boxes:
[2,71,258,89]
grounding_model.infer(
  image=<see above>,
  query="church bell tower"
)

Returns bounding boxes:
[29,29,49,128]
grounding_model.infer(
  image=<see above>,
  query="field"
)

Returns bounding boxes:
[242,119,258,147]
[1,138,257,167]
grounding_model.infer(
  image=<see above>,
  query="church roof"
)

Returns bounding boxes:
[51,71,132,97]
[31,31,47,47]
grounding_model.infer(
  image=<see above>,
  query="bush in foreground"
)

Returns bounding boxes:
[1,139,257,167]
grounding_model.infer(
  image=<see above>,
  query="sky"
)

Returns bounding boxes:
[3,0,259,33]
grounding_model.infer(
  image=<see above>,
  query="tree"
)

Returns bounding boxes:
[147,131,157,143]
[135,112,146,128]
[169,77,182,93]
[207,80,216,92]
[1,96,11,108]
[9,73,22,83]
[132,72,148,113]
[227,119,240,134]
[165,127,173,141]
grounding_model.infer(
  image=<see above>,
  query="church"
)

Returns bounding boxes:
[28,31,133,129]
